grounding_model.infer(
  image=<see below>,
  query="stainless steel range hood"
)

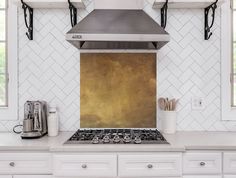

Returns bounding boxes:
[66,9,170,50]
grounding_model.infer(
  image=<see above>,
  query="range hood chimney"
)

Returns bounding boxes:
[66,0,170,50]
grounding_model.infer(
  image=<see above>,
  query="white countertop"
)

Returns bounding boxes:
[0,131,236,152]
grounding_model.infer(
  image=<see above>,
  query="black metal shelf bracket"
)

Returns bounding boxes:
[21,0,33,40]
[204,0,218,40]
[161,0,168,29]
[68,0,77,27]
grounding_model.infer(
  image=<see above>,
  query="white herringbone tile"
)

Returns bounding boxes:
[0,0,235,131]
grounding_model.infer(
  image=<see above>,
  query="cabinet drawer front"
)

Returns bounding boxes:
[183,152,222,174]
[224,153,236,174]
[0,153,52,174]
[183,176,222,178]
[224,176,236,178]
[118,153,182,177]
[53,154,117,177]
[14,176,52,178]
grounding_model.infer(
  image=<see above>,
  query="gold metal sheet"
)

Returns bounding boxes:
[80,53,156,128]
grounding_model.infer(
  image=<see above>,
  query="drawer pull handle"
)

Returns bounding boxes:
[147,164,153,169]
[82,164,87,169]
[9,162,15,167]
[200,162,206,166]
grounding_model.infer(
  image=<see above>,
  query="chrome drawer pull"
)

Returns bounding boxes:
[82,164,87,169]
[147,164,153,169]
[9,162,15,167]
[200,162,206,166]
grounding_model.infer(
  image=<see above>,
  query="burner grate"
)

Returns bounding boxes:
[65,129,169,145]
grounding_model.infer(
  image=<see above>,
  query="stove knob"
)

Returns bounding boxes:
[82,164,87,169]
[92,137,99,144]
[147,164,153,169]
[123,135,131,143]
[134,137,142,144]
[103,135,110,143]
[113,135,120,143]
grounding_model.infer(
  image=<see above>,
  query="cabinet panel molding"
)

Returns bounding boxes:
[0,153,52,174]
[53,154,117,177]
[224,176,236,178]
[183,152,222,175]
[14,176,52,178]
[0,176,12,178]
[183,176,222,178]
[224,153,236,174]
[118,153,182,177]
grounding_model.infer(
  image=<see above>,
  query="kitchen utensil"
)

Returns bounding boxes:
[158,98,179,111]
[158,98,166,110]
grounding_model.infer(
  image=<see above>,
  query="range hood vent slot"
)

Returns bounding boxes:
[68,41,167,50]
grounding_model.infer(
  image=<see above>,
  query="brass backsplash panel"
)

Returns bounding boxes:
[80,53,156,128]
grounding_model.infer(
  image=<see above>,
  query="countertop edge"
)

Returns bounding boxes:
[49,147,186,152]
[1,131,236,152]
[185,146,236,150]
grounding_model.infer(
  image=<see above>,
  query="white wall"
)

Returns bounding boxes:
[1,0,236,132]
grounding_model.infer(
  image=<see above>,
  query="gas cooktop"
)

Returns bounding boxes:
[65,129,169,144]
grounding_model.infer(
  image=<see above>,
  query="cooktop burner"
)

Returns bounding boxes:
[65,129,169,144]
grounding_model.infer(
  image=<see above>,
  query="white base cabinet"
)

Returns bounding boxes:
[0,176,12,178]
[183,152,222,175]
[53,154,117,177]
[183,176,222,178]
[0,176,52,178]
[0,153,52,175]
[14,176,52,178]
[0,152,52,178]
[1,151,236,178]
[224,153,236,174]
[118,153,182,177]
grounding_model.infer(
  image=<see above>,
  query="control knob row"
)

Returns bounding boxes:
[91,136,142,144]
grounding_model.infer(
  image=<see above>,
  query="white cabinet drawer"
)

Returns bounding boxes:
[118,153,182,177]
[0,153,52,174]
[224,153,236,174]
[224,176,236,178]
[14,176,52,178]
[53,154,117,177]
[183,176,222,178]
[183,152,222,175]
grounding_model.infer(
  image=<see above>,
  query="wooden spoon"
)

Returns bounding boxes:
[158,98,166,111]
